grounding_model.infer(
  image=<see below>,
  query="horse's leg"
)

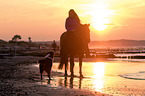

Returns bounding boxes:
[79,56,83,78]
[70,56,74,77]
[70,77,74,88]
[64,77,67,87]
[79,77,83,89]
[65,63,67,76]
[64,56,68,76]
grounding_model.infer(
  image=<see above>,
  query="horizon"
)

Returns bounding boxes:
[2,38,145,42]
[1,0,145,41]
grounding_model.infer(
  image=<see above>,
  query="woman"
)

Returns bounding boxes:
[65,9,81,32]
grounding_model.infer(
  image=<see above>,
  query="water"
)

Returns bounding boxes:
[34,58,145,95]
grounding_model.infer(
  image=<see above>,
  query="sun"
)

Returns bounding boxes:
[89,4,114,31]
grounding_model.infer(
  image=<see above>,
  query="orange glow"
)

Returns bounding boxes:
[0,0,145,41]
[81,3,115,32]
[90,5,114,31]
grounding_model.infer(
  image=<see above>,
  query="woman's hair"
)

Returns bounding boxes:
[68,9,80,23]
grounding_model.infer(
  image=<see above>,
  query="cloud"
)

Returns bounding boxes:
[108,0,145,9]
[104,23,128,27]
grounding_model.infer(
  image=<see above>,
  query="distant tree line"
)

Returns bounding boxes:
[9,35,31,43]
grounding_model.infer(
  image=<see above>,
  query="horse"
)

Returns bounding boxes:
[58,24,90,77]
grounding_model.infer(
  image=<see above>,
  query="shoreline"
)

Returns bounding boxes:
[0,56,110,96]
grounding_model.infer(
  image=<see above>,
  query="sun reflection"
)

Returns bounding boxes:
[92,62,106,92]
[93,62,106,78]
[93,79,104,92]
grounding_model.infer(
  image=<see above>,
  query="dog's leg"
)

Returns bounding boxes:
[47,70,51,80]
[41,73,43,80]
[48,75,52,80]
[39,64,44,80]
[47,68,52,80]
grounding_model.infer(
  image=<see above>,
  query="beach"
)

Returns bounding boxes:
[37,58,145,96]
[0,56,109,96]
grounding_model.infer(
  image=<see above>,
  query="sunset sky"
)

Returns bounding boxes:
[0,0,145,41]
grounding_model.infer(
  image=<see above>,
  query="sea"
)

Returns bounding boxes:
[33,55,145,96]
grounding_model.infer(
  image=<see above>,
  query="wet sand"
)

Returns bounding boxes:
[0,56,109,96]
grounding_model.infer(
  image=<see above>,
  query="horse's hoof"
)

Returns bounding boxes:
[64,74,68,77]
[80,75,84,78]
[71,74,75,77]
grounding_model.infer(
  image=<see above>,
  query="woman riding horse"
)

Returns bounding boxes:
[58,9,90,77]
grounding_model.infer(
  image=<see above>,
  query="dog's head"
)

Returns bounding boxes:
[45,51,54,58]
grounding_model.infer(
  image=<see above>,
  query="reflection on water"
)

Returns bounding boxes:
[93,62,105,79]
[57,77,83,89]
[41,79,51,85]
[37,62,107,92]
[92,62,106,92]
[35,60,145,95]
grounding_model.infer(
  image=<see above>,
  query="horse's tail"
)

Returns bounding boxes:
[58,61,63,69]
[58,53,68,70]
[58,32,68,70]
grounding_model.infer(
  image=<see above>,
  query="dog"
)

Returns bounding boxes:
[38,51,54,80]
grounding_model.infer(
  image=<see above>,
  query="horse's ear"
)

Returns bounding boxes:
[88,24,90,26]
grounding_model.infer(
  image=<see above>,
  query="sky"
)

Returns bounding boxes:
[0,0,145,41]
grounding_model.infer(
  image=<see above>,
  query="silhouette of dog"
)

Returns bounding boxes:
[38,51,54,80]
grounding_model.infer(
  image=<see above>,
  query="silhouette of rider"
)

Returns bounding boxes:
[65,9,81,32]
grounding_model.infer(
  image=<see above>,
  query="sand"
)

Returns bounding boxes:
[0,56,110,96]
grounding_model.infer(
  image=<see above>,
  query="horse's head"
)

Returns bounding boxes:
[80,24,90,43]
